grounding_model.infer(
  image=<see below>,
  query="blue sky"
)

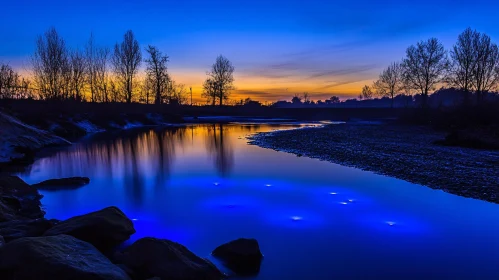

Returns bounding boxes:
[1,0,498,101]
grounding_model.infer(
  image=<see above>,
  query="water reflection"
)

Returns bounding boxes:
[205,124,234,177]
[24,125,239,205]
[18,123,499,280]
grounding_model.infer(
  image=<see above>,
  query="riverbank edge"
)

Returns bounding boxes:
[0,111,186,173]
[247,122,499,204]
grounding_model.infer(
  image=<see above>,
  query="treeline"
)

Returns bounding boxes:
[0,65,32,99]
[364,28,499,107]
[0,28,235,106]
[275,27,499,108]
[2,27,498,108]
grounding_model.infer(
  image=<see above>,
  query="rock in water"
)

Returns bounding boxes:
[0,218,59,242]
[0,235,130,280]
[32,177,90,190]
[43,206,135,252]
[212,238,263,275]
[114,237,225,280]
[0,176,44,222]
[0,235,4,247]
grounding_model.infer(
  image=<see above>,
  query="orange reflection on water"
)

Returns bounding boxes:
[27,124,263,182]
[23,123,306,206]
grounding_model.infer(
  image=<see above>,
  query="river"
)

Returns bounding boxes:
[19,123,499,279]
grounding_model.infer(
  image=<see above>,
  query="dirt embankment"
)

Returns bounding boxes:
[0,111,69,165]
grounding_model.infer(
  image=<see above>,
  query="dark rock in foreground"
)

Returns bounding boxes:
[0,235,4,247]
[44,206,135,252]
[114,237,225,280]
[32,177,90,190]
[0,218,59,242]
[212,238,263,275]
[0,235,130,280]
[0,176,44,222]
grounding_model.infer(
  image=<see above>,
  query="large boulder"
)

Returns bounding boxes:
[0,218,59,242]
[0,235,130,280]
[212,238,263,275]
[114,237,225,280]
[43,206,135,252]
[32,177,90,190]
[0,176,44,222]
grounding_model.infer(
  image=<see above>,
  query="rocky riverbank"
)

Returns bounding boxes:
[248,122,499,204]
[0,175,262,279]
[0,111,70,167]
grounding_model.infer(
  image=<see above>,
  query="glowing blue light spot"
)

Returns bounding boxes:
[348,199,354,202]
[132,218,138,221]
[265,184,272,187]
[340,202,348,205]
[213,182,220,186]
[329,192,337,195]
[291,216,302,221]
[386,221,396,226]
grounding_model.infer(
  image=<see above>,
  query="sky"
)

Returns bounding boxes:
[1,0,499,102]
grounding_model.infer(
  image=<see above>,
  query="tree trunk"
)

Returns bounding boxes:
[127,80,132,103]
[155,80,161,105]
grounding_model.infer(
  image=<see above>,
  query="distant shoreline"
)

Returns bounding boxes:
[248,122,499,204]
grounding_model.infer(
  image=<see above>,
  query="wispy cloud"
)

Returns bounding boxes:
[314,79,368,91]
[232,88,293,101]
[304,65,377,80]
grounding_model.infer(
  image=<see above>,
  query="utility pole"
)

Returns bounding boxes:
[190,86,192,106]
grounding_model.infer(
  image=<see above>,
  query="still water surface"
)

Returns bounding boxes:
[20,123,499,279]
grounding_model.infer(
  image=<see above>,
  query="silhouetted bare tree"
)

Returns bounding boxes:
[374,62,403,107]
[112,30,141,103]
[206,55,234,106]
[402,38,449,107]
[303,92,311,103]
[0,64,21,99]
[139,76,153,104]
[361,84,373,100]
[109,77,121,102]
[69,49,86,101]
[472,32,499,103]
[85,33,97,102]
[61,54,72,99]
[0,65,33,99]
[169,80,188,105]
[145,45,169,105]
[449,28,479,100]
[94,47,110,102]
[32,27,69,100]
[202,78,217,105]
[401,77,414,97]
